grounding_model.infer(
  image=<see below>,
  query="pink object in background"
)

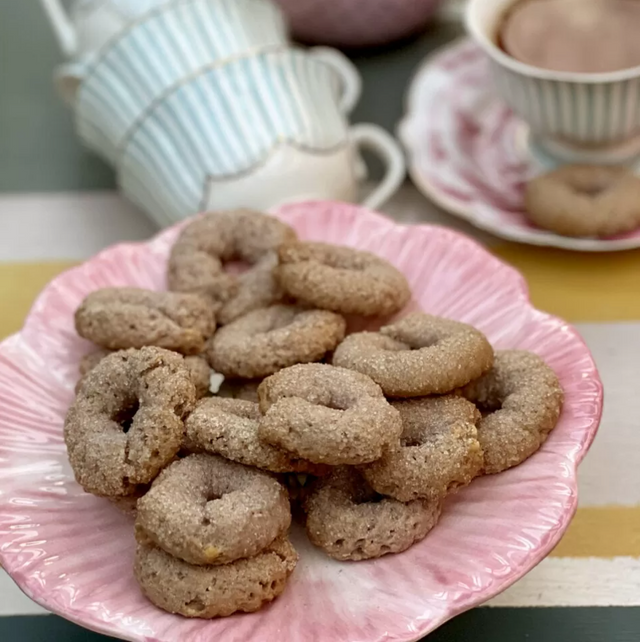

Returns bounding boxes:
[275,0,442,47]
[0,202,601,641]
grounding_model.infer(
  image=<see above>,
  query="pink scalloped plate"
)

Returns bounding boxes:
[399,39,640,251]
[0,201,602,642]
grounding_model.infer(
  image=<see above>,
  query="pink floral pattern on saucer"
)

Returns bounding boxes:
[399,39,640,251]
[0,202,602,641]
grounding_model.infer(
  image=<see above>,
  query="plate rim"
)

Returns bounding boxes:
[0,203,604,641]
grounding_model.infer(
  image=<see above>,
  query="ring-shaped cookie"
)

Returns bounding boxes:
[75,287,215,355]
[304,468,441,561]
[78,348,111,377]
[135,536,298,618]
[461,350,564,474]
[207,304,346,379]
[361,396,483,502]
[279,472,318,519]
[525,165,640,238]
[107,486,148,517]
[65,347,196,496]
[258,363,402,465]
[79,349,212,399]
[135,454,291,565]
[183,397,328,474]
[333,312,494,397]
[183,355,212,398]
[168,210,297,323]
[276,241,411,316]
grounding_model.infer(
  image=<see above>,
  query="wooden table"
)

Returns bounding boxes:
[0,2,638,640]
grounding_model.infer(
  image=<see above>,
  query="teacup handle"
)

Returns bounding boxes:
[351,124,406,210]
[40,0,78,57]
[309,47,362,114]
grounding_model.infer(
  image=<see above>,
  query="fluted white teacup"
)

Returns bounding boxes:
[117,50,404,223]
[63,45,360,165]
[55,3,360,164]
[467,0,640,165]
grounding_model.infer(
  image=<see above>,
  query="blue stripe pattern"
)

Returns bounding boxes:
[117,49,349,224]
[490,60,640,146]
[75,0,287,159]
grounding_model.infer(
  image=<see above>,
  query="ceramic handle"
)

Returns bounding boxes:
[351,124,406,210]
[40,0,77,57]
[309,46,362,114]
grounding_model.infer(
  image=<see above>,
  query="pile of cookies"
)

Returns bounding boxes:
[65,209,564,619]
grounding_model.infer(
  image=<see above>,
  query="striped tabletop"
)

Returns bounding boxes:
[1,187,639,614]
[0,3,638,641]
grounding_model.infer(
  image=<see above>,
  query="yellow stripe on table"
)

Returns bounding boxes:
[0,262,77,339]
[4,247,640,338]
[550,506,640,558]
[493,245,640,322]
